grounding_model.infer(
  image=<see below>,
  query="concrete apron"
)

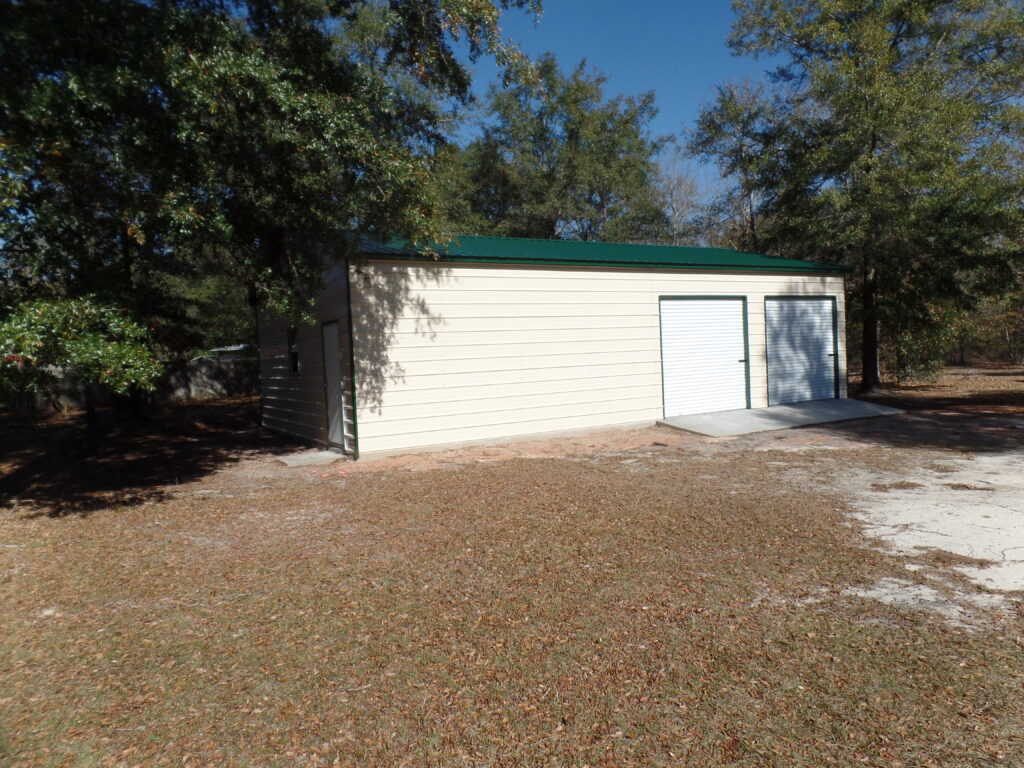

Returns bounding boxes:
[277,450,345,467]
[658,398,903,437]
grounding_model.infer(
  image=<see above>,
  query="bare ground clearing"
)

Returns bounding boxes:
[1,366,1022,766]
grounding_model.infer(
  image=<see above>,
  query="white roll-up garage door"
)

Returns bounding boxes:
[660,298,749,418]
[766,298,837,405]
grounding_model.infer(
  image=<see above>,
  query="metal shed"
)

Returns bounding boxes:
[257,235,848,458]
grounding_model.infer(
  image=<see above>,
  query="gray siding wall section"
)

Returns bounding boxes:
[257,263,351,446]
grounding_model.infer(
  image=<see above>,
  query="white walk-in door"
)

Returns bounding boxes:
[765,298,837,405]
[660,298,749,418]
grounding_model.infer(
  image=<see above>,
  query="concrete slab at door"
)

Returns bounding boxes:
[660,297,749,418]
[766,297,837,405]
[658,399,903,437]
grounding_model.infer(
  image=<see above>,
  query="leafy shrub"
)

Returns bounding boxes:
[0,297,162,408]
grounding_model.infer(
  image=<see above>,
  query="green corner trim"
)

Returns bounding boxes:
[343,260,360,460]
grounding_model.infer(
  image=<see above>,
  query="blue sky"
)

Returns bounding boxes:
[461,2,776,153]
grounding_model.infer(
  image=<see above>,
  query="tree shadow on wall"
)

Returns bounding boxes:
[765,297,838,404]
[348,260,452,414]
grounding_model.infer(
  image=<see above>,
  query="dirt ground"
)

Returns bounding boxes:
[1,365,1022,766]
[297,364,1024,473]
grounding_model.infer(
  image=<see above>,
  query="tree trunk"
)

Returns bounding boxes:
[84,383,99,437]
[746,189,759,254]
[126,383,145,421]
[861,263,882,392]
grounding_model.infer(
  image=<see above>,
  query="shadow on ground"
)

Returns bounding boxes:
[825,383,1024,454]
[0,397,303,518]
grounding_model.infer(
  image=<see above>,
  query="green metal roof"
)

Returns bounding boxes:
[356,234,848,274]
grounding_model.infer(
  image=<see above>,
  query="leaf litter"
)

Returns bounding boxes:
[0,367,1022,767]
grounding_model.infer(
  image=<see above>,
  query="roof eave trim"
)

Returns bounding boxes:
[356,252,852,275]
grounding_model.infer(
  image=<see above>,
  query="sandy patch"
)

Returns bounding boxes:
[850,451,1024,593]
[307,424,706,474]
[846,575,1015,631]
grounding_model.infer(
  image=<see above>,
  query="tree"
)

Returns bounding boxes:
[0,297,162,430]
[451,53,670,242]
[690,0,1024,389]
[0,0,541,330]
[960,282,1024,364]
[689,83,784,252]
[657,148,711,246]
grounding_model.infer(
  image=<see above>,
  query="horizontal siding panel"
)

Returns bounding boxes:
[262,415,325,439]
[360,260,844,285]
[261,395,325,413]
[358,408,659,455]
[262,405,326,424]
[352,337,658,362]
[362,373,658,406]
[260,373,314,384]
[356,349,657,379]
[262,382,325,398]
[260,385,325,400]
[362,398,664,440]
[355,284,840,303]
[356,362,664,395]
[377,288,660,302]
[351,303,659,320]
[360,282,829,299]
[379,316,658,334]
[353,308,628,320]
[357,325,659,346]
[360,384,662,424]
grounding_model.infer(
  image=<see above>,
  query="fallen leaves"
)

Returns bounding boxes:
[2,372,1023,766]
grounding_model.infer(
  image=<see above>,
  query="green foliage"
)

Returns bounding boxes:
[958,285,1024,364]
[883,303,973,382]
[0,297,162,405]
[690,0,1024,386]
[149,272,258,356]
[447,53,670,242]
[0,0,540,330]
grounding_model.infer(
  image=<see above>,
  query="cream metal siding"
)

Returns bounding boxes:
[349,260,846,456]
[258,263,355,448]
